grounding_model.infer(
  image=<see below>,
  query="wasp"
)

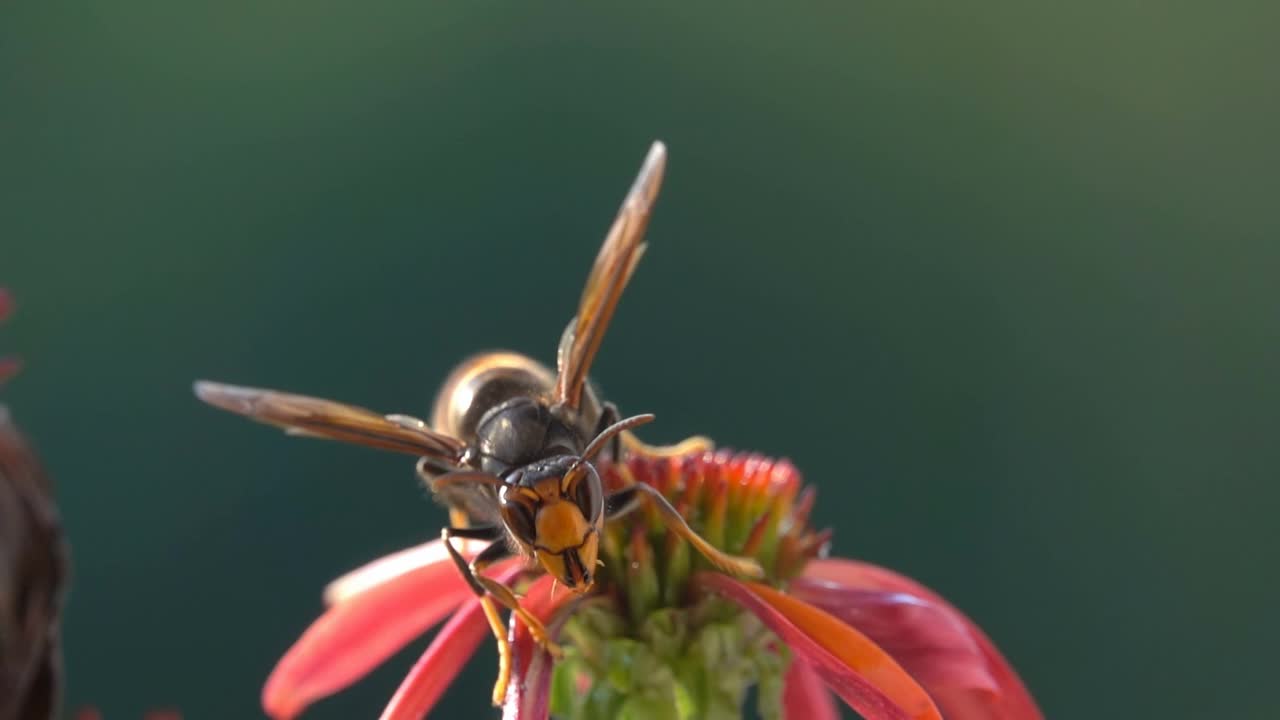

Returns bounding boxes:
[193,142,762,704]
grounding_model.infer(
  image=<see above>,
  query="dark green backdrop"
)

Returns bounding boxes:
[3,2,1277,718]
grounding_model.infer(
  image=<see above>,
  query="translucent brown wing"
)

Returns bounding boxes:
[553,141,667,410]
[194,381,466,463]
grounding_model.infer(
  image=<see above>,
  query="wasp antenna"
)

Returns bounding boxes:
[563,413,656,494]
[581,413,656,464]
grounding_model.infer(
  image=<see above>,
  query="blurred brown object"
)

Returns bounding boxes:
[1,288,68,720]
[0,290,17,385]
[0,410,68,720]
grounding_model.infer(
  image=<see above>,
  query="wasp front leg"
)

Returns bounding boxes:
[441,526,563,706]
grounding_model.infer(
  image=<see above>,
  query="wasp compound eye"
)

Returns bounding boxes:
[572,464,604,524]
[499,489,537,544]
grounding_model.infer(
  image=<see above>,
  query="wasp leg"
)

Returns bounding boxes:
[441,527,564,706]
[441,524,504,593]
[605,484,644,518]
[608,483,764,579]
[622,430,715,459]
[441,526,517,706]
[448,508,471,530]
[472,574,564,659]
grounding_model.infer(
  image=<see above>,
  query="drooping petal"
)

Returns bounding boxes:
[695,572,942,720]
[379,563,526,720]
[502,575,574,720]
[263,544,489,720]
[790,584,996,692]
[799,558,1043,720]
[783,657,839,720]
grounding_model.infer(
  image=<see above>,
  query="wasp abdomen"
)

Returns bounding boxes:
[430,352,556,443]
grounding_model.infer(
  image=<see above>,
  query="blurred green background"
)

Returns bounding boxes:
[3,2,1277,718]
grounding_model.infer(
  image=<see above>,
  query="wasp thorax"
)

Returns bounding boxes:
[470,398,582,477]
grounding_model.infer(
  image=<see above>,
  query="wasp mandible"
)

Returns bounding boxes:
[194,142,763,704]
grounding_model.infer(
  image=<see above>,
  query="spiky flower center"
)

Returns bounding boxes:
[549,451,827,720]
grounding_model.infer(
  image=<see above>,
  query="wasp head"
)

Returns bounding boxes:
[499,456,603,593]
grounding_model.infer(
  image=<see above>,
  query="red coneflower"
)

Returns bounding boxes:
[262,450,1043,720]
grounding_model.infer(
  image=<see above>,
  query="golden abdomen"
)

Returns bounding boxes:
[430,352,556,443]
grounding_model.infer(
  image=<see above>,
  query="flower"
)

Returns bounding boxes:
[262,451,1043,720]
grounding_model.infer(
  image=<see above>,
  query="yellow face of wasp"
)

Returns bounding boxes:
[533,499,600,593]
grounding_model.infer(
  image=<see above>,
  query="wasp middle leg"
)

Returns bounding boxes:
[441,525,563,706]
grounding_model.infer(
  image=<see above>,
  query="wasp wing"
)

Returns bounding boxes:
[553,141,666,410]
[194,381,466,463]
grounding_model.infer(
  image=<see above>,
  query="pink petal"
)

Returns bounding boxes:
[800,558,1043,720]
[380,563,526,720]
[263,545,485,719]
[789,584,996,692]
[503,575,572,720]
[696,572,942,720]
[783,657,839,720]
